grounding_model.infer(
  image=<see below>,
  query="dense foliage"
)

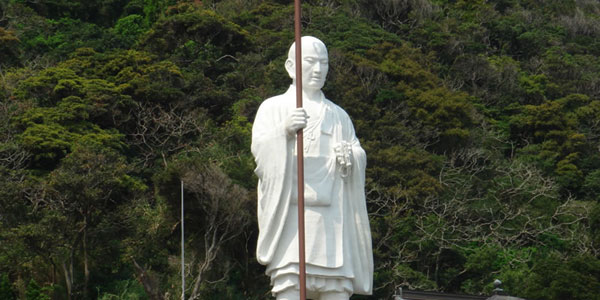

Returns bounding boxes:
[1,0,599,299]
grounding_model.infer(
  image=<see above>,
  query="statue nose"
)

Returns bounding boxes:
[314,62,322,72]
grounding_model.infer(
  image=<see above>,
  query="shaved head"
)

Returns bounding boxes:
[287,36,328,61]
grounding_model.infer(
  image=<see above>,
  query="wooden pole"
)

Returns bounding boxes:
[293,1,306,299]
[181,180,185,300]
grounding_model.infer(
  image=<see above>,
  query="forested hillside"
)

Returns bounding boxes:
[1,0,599,299]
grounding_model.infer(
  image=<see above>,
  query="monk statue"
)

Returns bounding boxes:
[251,36,373,300]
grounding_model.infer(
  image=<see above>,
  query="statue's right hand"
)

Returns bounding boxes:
[285,108,308,137]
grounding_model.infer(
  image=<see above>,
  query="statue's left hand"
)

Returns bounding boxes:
[334,142,353,177]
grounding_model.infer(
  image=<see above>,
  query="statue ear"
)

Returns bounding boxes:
[285,58,295,80]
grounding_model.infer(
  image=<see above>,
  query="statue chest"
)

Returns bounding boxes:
[292,116,339,207]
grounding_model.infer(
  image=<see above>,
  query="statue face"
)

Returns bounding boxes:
[300,41,329,90]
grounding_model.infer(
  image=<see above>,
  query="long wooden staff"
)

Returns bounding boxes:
[293,0,307,299]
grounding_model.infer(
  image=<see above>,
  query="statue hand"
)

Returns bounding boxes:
[335,142,353,177]
[285,108,308,137]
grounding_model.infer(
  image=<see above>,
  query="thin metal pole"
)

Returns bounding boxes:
[293,1,306,299]
[181,180,185,300]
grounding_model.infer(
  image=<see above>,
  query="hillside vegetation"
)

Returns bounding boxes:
[1,0,600,299]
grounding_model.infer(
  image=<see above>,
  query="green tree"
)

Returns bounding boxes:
[518,254,600,300]
[112,14,148,47]
[25,279,50,300]
[0,274,15,300]
[139,7,251,59]
[43,144,144,299]
[0,27,20,66]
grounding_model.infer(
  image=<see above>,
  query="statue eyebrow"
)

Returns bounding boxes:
[303,56,328,61]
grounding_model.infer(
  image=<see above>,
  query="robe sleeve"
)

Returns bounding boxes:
[251,98,294,265]
[341,108,374,295]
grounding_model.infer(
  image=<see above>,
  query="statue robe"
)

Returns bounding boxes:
[251,86,373,295]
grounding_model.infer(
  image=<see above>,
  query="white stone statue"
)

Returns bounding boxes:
[251,36,373,300]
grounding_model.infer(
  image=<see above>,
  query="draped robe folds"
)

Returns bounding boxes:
[251,86,373,295]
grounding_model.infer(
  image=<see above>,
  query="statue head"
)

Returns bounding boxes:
[285,36,329,91]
